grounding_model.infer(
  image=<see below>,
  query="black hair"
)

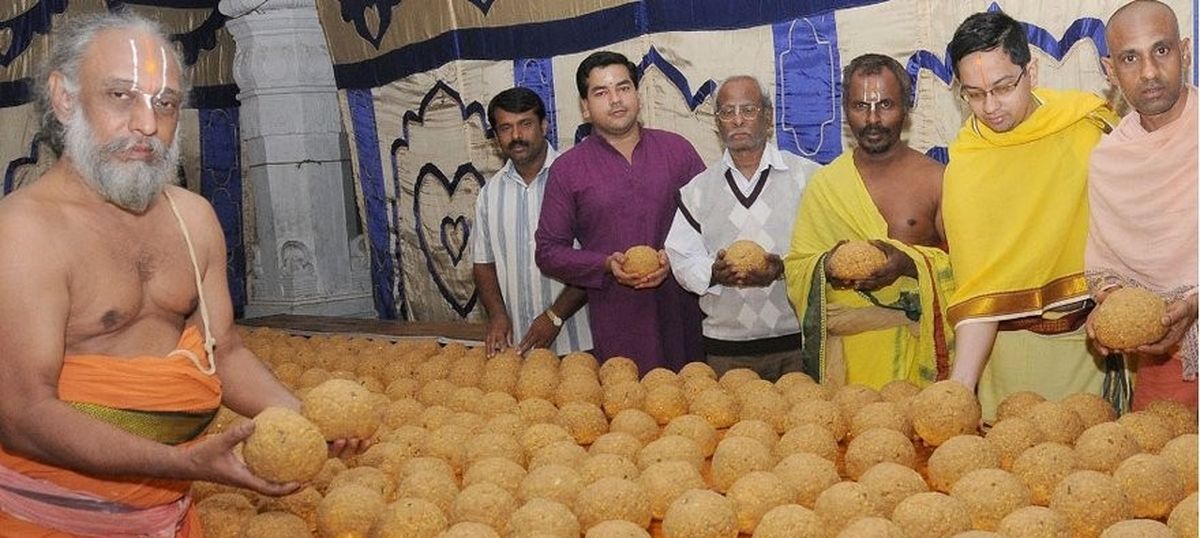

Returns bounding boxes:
[487,87,546,130]
[948,11,1032,76]
[575,51,639,98]
[841,53,914,111]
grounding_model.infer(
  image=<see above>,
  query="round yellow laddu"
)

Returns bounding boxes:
[1168,492,1198,538]
[828,240,887,280]
[242,407,328,483]
[984,417,1044,470]
[1113,453,1186,519]
[638,460,705,519]
[241,511,313,538]
[891,492,972,538]
[660,489,737,538]
[1091,287,1168,349]
[622,245,661,278]
[949,468,1031,531]
[812,481,884,533]
[910,380,980,447]
[301,378,381,440]
[370,497,448,537]
[752,504,823,538]
[724,239,769,274]
[1049,470,1132,538]
[316,483,386,538]
[997,505,1071,538]
[1100,519,1176,538]
[506,498,580,538]
[574,477,652,530]
[773,453,840,509]
[579,453,639,484]
[857,461,927,516]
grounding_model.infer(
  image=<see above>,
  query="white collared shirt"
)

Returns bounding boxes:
[473,145,593,353]
[665,144,819,340]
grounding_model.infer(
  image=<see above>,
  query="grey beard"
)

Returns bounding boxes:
[62,108,180,213]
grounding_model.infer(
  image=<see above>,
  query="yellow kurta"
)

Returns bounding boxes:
[944,88,1117,324]
[943,88,1118,420]
[785,153,955,389]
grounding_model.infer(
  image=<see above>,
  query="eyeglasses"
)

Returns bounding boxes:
[715,104,763,122]
[959,68,1027,104]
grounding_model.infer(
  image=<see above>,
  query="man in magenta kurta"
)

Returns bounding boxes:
[535,51,705,372]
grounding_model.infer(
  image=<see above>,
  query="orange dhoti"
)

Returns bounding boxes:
[0,326,222,537]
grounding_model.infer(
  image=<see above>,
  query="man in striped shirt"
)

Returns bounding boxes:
[473,87,593,357]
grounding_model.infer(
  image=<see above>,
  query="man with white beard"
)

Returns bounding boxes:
[0,12,359,535]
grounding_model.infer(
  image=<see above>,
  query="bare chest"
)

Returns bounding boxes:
[63,220,200,343]
[859,170,940,247]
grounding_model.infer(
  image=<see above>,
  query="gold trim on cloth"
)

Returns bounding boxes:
[68,402,216,446]
[947,273,1089,326]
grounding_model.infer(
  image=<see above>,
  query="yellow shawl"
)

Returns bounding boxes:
[784,153,955,388]
[944,88,1116,326]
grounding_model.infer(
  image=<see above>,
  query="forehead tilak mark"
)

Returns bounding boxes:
[861,76,882,113]
[156,45,167,99]
[129,39,139,89]
[974,55,990,87]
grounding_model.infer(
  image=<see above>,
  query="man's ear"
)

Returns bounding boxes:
[47,71,75,123]
[1099,56,1118,88]
[1181,37,1192,76]
[579,98,590,122]
[1027,56,1040,88]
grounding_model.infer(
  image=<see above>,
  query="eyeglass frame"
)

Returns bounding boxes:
[715,103,766,122]
[958,67,1028,104]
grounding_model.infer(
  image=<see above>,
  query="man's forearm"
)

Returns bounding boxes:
[473,263,509,320]
[949,321,999,391]
[219,346,300,417]
[1,398,193,481]
[535,241,611,289]
[549,285,588,319]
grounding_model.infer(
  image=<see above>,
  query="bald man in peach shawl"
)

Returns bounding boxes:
[1085,0,1197,410]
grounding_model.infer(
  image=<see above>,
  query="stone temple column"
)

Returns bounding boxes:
[219,0,373,317]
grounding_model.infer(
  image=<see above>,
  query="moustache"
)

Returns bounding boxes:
[507,140,529,151]
[858,125,891,138]
[100,135,167,162]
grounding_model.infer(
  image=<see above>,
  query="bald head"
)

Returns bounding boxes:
[1102,0,1191,130]
[1107,0,1180,41]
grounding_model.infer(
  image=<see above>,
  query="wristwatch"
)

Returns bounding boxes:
[544,309,563,327]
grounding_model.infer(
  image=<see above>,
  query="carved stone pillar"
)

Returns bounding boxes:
[220,0,373,317]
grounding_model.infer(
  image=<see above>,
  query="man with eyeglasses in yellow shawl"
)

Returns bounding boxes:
[942,11,1118,421]
[785,54,955,390]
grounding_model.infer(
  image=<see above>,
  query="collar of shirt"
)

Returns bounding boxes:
[720,144,789,186]
[500,144,559,188]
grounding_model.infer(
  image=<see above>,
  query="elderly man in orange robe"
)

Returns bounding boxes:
[0,12,358,536]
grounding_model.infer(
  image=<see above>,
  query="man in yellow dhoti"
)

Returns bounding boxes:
[785,54,955,390]
[942,11,1118,421]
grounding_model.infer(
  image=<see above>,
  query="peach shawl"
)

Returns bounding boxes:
[1085,86,1198,380]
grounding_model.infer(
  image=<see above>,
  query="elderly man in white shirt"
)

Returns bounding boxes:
[665,76,819,380]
